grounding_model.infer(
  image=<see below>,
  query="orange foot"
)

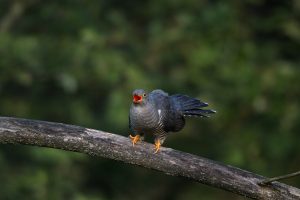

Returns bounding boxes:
[129,134,141,146]
[154,140,161,153]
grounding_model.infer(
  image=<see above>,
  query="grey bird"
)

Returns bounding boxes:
[129,89,216,153]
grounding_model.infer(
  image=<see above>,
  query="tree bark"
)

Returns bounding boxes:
[0,117,299,199]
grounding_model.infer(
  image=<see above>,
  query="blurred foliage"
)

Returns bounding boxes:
[0,0,299,199]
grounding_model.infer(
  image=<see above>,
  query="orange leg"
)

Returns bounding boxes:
[154,140,161,153]
[129,134,141,146]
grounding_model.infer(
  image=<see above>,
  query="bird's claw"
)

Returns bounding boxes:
[129,134,140,146]
[154,140,161,153]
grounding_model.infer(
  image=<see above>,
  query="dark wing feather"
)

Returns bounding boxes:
[128,115,134,134]
[150,90,185,132]
[171,94,216,117]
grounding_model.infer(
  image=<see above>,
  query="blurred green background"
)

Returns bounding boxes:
[0,0,299,199]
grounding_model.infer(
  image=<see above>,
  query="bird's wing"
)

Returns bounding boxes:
[171,94,216,117]
[128,115,133,133]
[150,90,185,132]
[151,89,168,96]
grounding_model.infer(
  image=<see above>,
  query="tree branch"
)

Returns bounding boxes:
[259,171,300,186]
[0,117,299,199]
[0,0,38,33]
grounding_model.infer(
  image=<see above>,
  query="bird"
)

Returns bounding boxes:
[129,89,216,153]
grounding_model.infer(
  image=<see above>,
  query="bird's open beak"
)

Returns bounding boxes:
[133,95,142,103]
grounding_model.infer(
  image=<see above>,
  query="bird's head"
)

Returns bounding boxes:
[132,89,148,105]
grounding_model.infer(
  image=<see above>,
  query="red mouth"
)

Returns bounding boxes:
[133,95,142,103]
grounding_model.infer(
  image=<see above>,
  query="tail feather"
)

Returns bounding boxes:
[171,94,215,117]
[181,100,208,109]
[183,109,216,117]
[172,94,208,108]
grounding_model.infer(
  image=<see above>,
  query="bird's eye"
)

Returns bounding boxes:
[143,93,147,97]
